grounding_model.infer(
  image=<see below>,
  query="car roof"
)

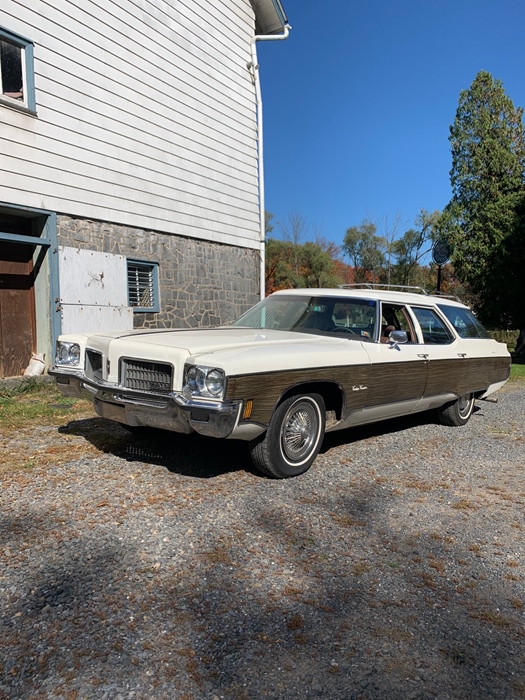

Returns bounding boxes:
[270,287,467,309]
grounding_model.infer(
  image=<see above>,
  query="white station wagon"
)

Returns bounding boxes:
[51,286,511,478]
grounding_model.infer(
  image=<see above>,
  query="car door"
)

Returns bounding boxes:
[353,302,429,425]
[408,305,469,410]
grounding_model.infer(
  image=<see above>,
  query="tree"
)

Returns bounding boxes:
[443,71,525,349]
[280,213,308,279]
[265,211,275,236]
[264,238,343,294]
[342,220,386,282]
[377,212,406,284]
[391,210,440,286]
[299,242,342,289]
[264,238,296,294]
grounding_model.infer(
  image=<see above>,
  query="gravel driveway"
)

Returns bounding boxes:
[1,384,524,700]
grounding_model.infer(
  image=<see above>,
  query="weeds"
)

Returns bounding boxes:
[0,380,92,430]
[0,377,48,398]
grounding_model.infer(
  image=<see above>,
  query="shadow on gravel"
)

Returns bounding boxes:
[59,404,482,480]
[0,529,143,697]
[59,417,259,478]
[321,404,483,455]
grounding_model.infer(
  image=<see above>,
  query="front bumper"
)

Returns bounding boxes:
[50,369,241,439]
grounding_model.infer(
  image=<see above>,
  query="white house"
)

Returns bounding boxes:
[0,0,289,378]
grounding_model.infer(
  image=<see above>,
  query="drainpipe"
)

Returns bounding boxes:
[249,25,290,299]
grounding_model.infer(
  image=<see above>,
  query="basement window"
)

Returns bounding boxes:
[0,27,35,112]
[127,259,160,313]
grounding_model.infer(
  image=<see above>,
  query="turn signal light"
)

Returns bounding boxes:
[242,399,254,420]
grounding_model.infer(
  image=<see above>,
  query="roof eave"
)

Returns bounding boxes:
[251,0,288,36]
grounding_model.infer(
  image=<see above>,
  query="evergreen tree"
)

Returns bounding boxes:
[444,70,525,347]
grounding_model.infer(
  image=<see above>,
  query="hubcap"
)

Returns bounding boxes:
[458,394,473,418]
[281,400,319,462]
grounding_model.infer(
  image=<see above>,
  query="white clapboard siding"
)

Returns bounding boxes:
[2,118,257,195]
[2,125,259,208]
[0,173,260,249]
[0,0,262,249]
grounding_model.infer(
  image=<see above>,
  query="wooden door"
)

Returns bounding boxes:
[0,241,36,378]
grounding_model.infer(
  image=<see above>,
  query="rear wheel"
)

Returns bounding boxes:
[249,393,326,478]
[436,393,475,426]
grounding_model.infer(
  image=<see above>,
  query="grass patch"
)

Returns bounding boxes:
[0,380,92,430]
[510,360,525,382]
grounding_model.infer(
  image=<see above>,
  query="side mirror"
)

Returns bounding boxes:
[388,330,408,344]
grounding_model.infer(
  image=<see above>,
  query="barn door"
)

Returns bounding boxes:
[0,240,36,377]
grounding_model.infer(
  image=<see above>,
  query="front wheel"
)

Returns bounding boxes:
[436,393,475,426]
[249,393,326,478]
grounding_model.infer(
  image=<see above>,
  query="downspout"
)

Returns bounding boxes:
[249,24,290,299]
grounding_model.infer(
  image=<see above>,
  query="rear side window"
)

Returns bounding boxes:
[438,305,491,339]
[411,307,454,345]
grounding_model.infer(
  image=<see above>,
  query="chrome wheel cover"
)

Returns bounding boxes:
[281,399,320,463]
[458,394,474,418]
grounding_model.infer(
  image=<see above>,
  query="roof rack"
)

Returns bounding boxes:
[338,283,428,295]
[338,284,463,303]
[433,292,462,302]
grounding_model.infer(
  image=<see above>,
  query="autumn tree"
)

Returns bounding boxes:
[264,238,296,294]
[342,220,386,282]
[299,242,342,288]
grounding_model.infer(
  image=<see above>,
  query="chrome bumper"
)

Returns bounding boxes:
[50,369,241,439]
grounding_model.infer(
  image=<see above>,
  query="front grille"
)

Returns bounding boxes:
[121,359,173,394]
[86,350,103,382]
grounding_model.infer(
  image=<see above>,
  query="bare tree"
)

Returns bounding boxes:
[280,213,309,278]
[377,212,408,284]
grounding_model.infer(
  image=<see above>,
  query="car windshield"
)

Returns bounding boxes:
[231,295,377,341]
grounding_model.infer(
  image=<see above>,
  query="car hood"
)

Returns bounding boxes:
[89,326,340,355]
[82,326,370,388]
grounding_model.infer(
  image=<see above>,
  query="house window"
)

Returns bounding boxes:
[0,28,35,112]
[127,259,160,312]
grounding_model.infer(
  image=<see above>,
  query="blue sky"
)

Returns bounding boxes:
[257,0,525,248]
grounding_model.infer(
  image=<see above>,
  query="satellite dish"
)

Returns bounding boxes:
[432,240,452,266]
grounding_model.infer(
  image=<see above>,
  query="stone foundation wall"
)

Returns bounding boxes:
[57,216,261,328]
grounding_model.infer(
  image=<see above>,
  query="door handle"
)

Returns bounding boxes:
[457,353,467,358]
[417,353,429,359]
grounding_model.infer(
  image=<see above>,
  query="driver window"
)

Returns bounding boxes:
[380,304,415,343]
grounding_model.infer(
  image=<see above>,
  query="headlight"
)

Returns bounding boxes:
[184,365,225,399]
[56,341,81,366]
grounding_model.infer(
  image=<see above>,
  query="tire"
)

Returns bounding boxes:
[249,393,326,478]
[436,393,475,426]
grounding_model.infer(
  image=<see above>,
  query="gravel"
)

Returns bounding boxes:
[1,385,524,700]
